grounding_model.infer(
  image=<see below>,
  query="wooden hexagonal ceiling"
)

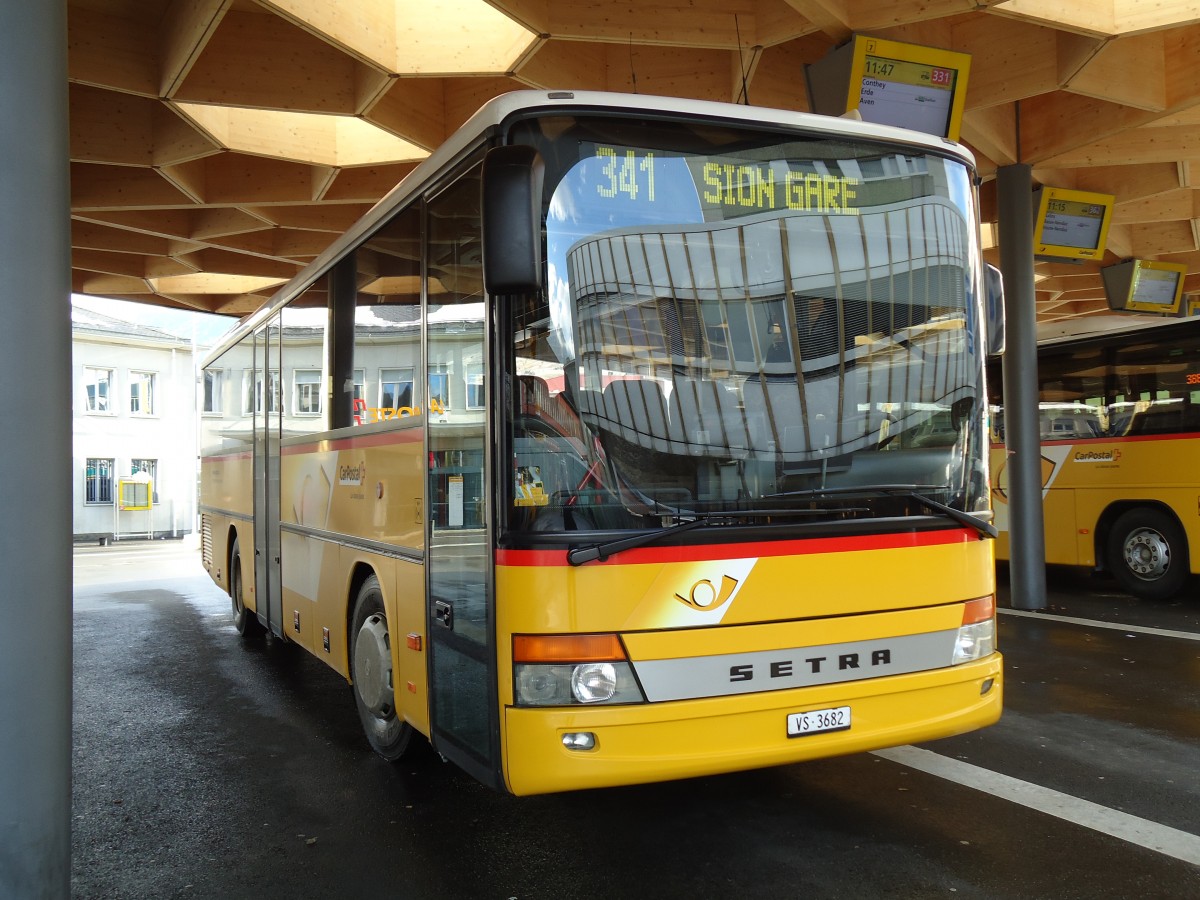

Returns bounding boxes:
[68,0,1200,330]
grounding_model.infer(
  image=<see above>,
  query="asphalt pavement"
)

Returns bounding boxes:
[71,540,1200,899]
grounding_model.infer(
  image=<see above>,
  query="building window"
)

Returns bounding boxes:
[242,369,254,416]
[294,370,322,415]
[380,368,414,411]
[85,458,114,504]
[242,369,281,415]
[429,370,450,411]
[466,368,485,409]
[84,367,113,413]
[130,371,156,416]
[202,369,223,415]
[263,371,282,414]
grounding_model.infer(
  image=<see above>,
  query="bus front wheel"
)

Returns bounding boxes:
[230,537,264,638]
[1106,507,1189,601]
[350,575,413,760]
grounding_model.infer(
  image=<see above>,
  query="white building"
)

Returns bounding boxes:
[72,306,200,542]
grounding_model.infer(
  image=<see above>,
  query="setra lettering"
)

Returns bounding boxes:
[729,647,893,682]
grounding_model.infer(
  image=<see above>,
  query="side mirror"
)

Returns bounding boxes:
[482,145,544,295]
[985,263,1006,356]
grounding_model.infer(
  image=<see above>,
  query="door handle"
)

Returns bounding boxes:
[434,601,453,629]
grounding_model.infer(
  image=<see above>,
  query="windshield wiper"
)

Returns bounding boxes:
[564,507,861,566]
[764,483,997,540]
[896,489,997,540]
[566,517,712,566]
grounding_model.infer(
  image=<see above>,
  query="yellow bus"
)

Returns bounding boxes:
[199,90,1003,795]
[990,318,1200,601]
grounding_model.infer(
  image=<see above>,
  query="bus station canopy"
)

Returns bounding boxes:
[68,0,1200,330]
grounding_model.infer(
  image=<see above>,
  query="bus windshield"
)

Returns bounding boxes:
[505,114,987,535]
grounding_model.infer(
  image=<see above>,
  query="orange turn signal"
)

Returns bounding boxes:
[962,595,995,625]
[513,633,626,663]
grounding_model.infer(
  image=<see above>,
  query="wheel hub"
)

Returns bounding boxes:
[354,614,394,717]
[1123,528,1170,580]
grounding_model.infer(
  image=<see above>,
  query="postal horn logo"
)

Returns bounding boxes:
[675,575,740,611]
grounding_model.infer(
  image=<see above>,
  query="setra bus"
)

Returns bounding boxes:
[199,90,1003,795]
[989,317,1200,600]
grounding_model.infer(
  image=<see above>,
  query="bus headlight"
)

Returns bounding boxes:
[514,662,643,706]
[572,662,618,702]
[513,633,646,706]
[953,595,997,664]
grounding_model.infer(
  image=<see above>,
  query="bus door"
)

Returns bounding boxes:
[253,316,284,637]
[424,163,501,788]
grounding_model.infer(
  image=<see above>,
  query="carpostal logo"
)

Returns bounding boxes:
[1073,448,1121,464]
[338,462,367,486]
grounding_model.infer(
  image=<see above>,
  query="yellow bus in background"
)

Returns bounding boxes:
[199,91,1002,795]
[989,318,1200,600]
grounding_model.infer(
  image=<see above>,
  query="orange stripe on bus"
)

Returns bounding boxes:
[496,527,976,567]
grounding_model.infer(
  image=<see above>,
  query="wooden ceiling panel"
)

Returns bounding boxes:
[749,38,830,112]
[172,9,365,113]
[1129,220,1198,257]
[67,4,162,96]
[365,79,450,150]
[952,16,1060,110]
[71,220,173,256]
[603,46,734,101]
[319,164,420,202]
[245,204,371,232]
[71,162,197,210]
[69,84,157,166]
[516,41,610,92]
[1064,32,1166,111]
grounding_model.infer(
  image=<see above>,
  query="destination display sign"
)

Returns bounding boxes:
[591,144,861,217]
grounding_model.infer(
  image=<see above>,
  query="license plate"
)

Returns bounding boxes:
[787,705,851,737]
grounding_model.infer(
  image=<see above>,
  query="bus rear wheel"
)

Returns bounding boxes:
[1106,507,1189,601]
[350,575,413,761]
[230,537,264,638]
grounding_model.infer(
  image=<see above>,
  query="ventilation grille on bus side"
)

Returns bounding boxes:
[200,515,213,570]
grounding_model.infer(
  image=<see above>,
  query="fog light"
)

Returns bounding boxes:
[981,677,995,696]
[571,662,617,703]
[562,732,596,751]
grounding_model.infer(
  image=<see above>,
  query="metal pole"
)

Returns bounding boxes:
[996,164,1047,610]
[0,0,73,896]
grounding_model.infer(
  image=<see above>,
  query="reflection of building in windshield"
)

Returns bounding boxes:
[562,195,976,465]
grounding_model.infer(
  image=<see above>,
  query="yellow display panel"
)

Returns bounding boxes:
[118,478,152,511]
[1103,259,1187,314]
[807,36,972,142]
[1034,187,1115,262]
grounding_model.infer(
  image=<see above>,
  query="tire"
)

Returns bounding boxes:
[1105,507,1189,601]
[350,575,413,760]
[230,537,265,638]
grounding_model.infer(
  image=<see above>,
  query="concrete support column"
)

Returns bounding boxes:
[0,0,74,896]
[997,164,1047,610]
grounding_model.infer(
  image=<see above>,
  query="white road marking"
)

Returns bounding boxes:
[998,607,1200,642]
[873,745,1200,867]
